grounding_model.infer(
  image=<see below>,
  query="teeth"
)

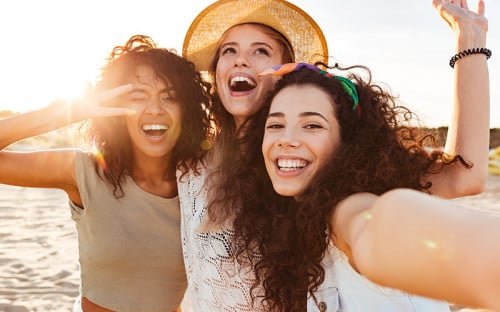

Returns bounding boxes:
[277,158,307,171]
[230,76,256,87]
[142,124,168,131]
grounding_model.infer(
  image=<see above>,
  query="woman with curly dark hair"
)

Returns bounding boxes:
[0,35,212,311]
[178,0,491,310]
[232,62,499,311]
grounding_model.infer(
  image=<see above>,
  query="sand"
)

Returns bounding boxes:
[0,176,499,312]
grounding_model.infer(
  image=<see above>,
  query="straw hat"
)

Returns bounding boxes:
[183,0,328,71]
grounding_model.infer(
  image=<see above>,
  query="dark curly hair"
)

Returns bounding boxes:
[224,65,469,311]
[87,35,213,197]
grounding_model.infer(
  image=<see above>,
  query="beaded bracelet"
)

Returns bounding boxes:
[449,48,492,68]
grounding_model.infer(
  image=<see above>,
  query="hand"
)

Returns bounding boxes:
[432,0,488,34]
[53,84,135,123]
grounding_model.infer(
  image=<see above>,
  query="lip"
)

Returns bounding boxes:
[227,72,257,97]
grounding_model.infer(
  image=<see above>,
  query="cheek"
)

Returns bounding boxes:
[215,74,225,92]
[170,106,183,125]
[261,135,275,164]
[123,117,138,143]
[215,59,229,84]
[312,136,338,166]
[124,115,137,131]
[261,135,272,157]
[318,141,338,166]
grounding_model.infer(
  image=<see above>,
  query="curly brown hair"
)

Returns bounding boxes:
[225,66,470,311]
[87,35,213,197]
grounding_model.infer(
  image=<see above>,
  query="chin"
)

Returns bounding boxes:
[272,183,302,198]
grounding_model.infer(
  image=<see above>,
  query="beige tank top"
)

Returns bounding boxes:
[70,152,186,312]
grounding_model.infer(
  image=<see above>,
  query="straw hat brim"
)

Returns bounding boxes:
[183,0,328,71]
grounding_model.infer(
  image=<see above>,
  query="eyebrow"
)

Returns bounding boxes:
[220,41,274,51]
[267,111,329,122]
[128,86,175,94]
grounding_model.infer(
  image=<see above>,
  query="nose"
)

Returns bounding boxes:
[144,97,165,116]
[234,54,249,68]
[274,129,300,149]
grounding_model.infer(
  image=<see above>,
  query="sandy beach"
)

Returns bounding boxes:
[0,175,499,311]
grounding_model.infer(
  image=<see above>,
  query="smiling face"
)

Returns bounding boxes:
[122,65,182,160]
[215,24,285,127]
[262,84,341,197]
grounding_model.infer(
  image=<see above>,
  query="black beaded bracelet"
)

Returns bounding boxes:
[450,48,492,68]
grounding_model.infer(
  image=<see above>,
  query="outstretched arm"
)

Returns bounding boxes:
[427,0,490,198]
[0,84,133,205]
[332,190,500,310]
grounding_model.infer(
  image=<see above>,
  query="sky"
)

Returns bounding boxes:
[0,0,498,127]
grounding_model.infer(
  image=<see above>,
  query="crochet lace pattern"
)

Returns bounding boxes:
[178,167,263,311]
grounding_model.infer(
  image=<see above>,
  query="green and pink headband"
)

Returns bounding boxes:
[260,63,361,116]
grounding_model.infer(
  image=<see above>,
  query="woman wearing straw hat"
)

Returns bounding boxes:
[180,0,490,310]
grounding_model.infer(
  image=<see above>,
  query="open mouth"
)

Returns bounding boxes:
[142,124,168,137]
[276,158,308,172]
[228,75,257,92]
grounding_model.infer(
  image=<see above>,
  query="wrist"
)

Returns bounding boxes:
[449,48,491,68]
[455,24,487,51]
[45,100,75,126]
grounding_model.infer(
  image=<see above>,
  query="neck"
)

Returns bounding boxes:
[233,117,249,138]
[130,150,177,198]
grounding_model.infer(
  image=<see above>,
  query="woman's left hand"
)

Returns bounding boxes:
[432,0,488,35]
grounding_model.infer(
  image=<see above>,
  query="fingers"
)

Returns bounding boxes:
[432,0,448,10]
[461,0,469,11]
[93,106,137,117]
[95,84,134,104]
[67,84,135,119]
[478,0,485,16]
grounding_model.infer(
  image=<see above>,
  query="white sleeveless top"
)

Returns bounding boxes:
[178,167,450,312]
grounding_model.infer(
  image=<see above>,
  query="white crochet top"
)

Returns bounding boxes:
[178,167,450,312]
[178,166,260,311]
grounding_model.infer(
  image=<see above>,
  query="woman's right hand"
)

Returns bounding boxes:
[0,83,134,195]
[54,83,135,123]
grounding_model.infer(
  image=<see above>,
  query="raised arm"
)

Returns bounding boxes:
[332,190,500,310]
[0,84,133,205]
[427,0,490,197]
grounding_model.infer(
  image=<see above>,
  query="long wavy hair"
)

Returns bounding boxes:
[205,23,294,225]
[227,65,470,311]
[87,35,213,197]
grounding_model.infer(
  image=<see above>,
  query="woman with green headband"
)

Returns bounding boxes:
[233,62,499,311]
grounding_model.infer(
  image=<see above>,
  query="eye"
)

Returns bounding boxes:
[161,96,172,103]
[265,122,284,130]
[304,123,323,130]
[221,47,237,56]
[161,94,175,103]
[255,48,270,56]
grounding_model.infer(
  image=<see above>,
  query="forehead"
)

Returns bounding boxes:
[270,84,335,116]
[124,64,171,89]
[221,24,281,46]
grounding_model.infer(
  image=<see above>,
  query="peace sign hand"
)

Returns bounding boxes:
[55,84,136,123]
[75,83,135,119]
